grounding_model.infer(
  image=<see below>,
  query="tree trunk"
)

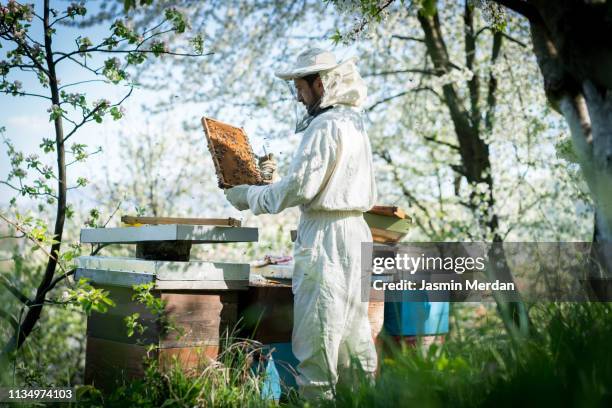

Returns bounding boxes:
[416,1,530,334]
[2,0,66,355]
[513,0,612,279]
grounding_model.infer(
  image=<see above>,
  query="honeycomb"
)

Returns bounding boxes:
[201,117,264,189]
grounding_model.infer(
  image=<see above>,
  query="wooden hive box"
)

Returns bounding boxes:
[75,257,249,392]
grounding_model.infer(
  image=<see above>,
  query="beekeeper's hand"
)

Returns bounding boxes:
[258,153,279,184]
[224,185,250,211]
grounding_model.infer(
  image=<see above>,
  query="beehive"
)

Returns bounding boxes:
[76,224,258,392]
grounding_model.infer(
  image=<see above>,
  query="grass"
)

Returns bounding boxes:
[76,338,277,408]
[328,303,612,408]
[71,303,612,407]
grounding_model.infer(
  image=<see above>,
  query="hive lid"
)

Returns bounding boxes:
[80,224,258,244]
[75,256,250,290]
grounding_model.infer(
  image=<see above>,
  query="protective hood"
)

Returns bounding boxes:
[319,58,367,109]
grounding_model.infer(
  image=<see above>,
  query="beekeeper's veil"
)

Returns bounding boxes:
[275,48,367,132]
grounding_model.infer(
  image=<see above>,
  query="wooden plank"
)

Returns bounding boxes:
[160,291,239,348]
[77,256,157,273]
[84,337,151,392]
[81,224,178,243]
[122,216,241,227]
[369,301,385,340]
[367,205,409,220]
[364,213,412,233]
[159,346,220,372]
[80,224,258,244]
[370,227,406,244]
[155,280,248,290]
[238,286,293,343]
[368,287,385,341]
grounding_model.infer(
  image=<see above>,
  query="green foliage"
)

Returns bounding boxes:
[131,282,183,337]
[65,278,116,315]
[477,0,508,32]
[325,303,612,407]
[124,312,145,338]
[417,0,437,17]
[123,0,154,12]
[132,282,165,316]
[164,8,187,34]
[77,339,276,407]
[111,19,140,44]
[102,57,127,83]
[66,2,87,18]
[190,34,205,55]
[84,208,100,228]
[149,40,168,57]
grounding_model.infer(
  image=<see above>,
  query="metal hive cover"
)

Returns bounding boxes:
[201,116,264,189]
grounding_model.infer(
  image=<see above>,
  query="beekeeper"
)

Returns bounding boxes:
[225,48,377,399]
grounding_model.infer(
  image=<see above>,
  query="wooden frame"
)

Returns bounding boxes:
[201,116,264,188]
[121,216,241,227]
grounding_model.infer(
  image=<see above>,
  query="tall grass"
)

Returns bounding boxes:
[75,303,611,407]
[76,338,276,408]
[325,303,612,408]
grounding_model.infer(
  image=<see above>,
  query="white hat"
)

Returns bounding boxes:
[275,48,341,80]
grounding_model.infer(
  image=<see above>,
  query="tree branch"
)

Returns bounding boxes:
[475,26,527,48]
[57,48,212,60]
[485,32,503,133]
[1,90,52,100]
[391,34,425,42]
[364,68,441,77]
[367,87,441,111]
[58,79,109,90]
[423,135,460,150]
[0,212,66,275]
[63,86,133,142]
[465,1,480,130]
[45,269,75,294]
[66,146,102,166]
[376,149,437,236]
[4,35,50,77]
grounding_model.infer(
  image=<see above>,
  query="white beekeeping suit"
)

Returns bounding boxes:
[225,49,377,399]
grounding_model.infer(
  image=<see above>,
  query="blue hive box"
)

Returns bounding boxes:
[384,300,449,335]
[256,342,299,401]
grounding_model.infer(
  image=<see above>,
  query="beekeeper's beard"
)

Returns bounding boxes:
[305,92,323,116]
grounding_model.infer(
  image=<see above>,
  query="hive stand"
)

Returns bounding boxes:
[75,224,258,392]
